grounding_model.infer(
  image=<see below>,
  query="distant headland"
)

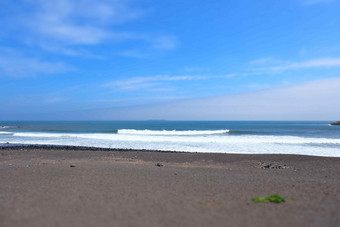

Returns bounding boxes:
[330,121,340,126]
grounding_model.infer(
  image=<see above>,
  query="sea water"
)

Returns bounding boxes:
[0,121,339,157]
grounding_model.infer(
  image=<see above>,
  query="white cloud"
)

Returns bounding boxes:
[103,74,235,91]
[39,44,105,59]
[104,75,206,90]
[86,77,340,120]
[38,24,111,45]
[253,58,340,73]
[119,35,179,58]
[5,0,178,56]
[0,55,71,77]
[93,95,190,103]
[23,0,143,45]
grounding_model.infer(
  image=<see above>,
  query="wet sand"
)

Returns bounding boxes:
[1,146,340,227]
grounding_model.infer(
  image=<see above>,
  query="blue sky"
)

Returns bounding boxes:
[1,0,340,120]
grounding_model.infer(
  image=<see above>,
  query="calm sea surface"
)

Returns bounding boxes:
[1,121,339,157]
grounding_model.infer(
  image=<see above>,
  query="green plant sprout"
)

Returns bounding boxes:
[252,194,285,203]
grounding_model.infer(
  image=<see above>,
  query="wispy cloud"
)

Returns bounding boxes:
[119,35,179,58]
[103,74,236,91]
[85,77,340,120]
[301,0,336,5]
[104,75,206,90]
[105,57,340,92]
[93,95,190,104]
[252,57,340,73]
[25,0,143,45]
[39,44,105,59]
[5,0,178,57]
[0,53,72,77]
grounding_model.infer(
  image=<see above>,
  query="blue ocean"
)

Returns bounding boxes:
[1,121,339,157]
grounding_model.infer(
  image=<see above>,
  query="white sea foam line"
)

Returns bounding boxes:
[11,132,340,145]
[0,132,13,135]
[117,129,230,135]
[1,138,340,157]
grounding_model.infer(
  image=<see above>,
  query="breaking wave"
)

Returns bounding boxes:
[0,132,14,135]
[117,129,230,135]
[1,130,340,157]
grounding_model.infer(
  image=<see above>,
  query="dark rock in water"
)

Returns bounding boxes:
[330,121,340,126]
[155,163,163,167]
[70,164,76,168]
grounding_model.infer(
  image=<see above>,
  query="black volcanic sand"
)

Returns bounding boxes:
[1,146,340,227]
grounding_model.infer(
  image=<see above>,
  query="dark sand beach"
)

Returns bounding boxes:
[1,146,340,227]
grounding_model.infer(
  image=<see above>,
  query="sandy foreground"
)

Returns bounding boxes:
[1,146,340,227]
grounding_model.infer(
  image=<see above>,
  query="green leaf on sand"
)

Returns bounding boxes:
[252,194,285,203]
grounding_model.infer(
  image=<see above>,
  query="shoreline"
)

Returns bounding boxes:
[1,147,340,226]
[0,143,186,153]
[0,144,185,153]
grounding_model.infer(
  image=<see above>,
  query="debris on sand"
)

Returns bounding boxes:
[252,194,285,203]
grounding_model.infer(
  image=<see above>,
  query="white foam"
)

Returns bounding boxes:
[0,132,13,135]
[2,131,340,157]
[10,132,340,144]
[117,129,230,135]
